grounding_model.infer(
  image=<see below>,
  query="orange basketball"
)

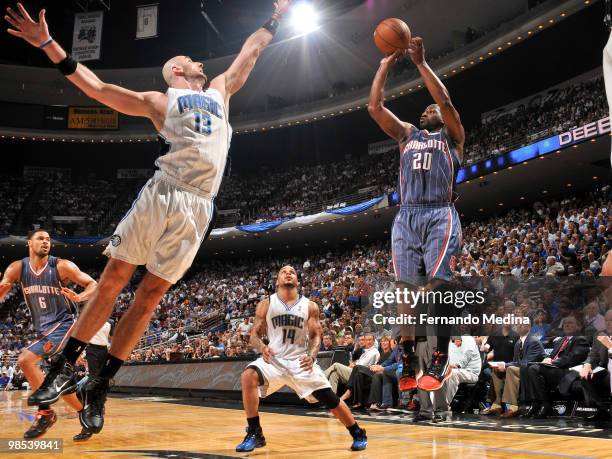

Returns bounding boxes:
[374,18,411,55]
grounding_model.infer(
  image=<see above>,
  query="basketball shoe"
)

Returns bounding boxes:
[398,344,419,391]
[28,355,78,406]
[236,426,266,452]
[417,351,451,391]
[78,376,110,433]
[23,408,57,439]
[350,427,368,451]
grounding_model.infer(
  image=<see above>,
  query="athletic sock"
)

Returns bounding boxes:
[97,353,124,379]
[62,337,88,365]
[347,422,361,436]
[247,416,261,431]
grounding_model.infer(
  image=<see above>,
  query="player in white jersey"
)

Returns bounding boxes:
[5,0,293,434]
[236,266,367,452]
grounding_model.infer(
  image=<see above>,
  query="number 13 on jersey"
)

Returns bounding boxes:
[194,111,212,135]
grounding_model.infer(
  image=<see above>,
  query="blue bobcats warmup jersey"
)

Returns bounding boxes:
[399,128,461,205]
[20,256,76,332]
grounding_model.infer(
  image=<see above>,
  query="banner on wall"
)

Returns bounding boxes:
[72,11,104,61]
[136,4,159,39]
[68,107,118,130]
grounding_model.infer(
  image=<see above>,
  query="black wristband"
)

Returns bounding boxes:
[263,16,280,35]
[57,54,78,76]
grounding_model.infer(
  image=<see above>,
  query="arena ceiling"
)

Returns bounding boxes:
[0,0,593,122]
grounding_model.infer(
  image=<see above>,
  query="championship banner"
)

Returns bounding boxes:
[72,11,104,61]
[136,4,159,39]
[68,107,118,130]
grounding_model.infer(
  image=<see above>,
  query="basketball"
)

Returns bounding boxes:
[374,18,412,55]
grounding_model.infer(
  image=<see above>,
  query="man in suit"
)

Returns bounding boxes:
[579,309,612,423]
[522,315,589,419]
[482,322,545,418]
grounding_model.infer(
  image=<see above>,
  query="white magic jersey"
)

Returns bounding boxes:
[266,293,310,360]
[158,87,232,198]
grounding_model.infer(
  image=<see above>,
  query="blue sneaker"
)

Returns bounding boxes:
[350,428,367,451]
[235,427,266,452]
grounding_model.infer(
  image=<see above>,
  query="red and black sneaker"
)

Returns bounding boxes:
[23,409,57,439]
[417,351,451,391]
[398,344,419,391]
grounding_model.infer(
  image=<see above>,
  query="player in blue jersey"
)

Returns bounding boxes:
[368,37,465,394]
[0,229,97,439]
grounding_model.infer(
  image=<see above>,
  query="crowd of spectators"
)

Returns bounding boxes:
[0,175,35,235]
[0,76,606,232]
[465,77,607,163]
[1,185,609,367]
[1,185,610,418]
[218,77,608,224]
[216,153,397,223]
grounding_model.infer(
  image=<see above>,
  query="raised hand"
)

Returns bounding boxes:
[407,37,425,66]
[5,3,50,47]
[380,49,405,68]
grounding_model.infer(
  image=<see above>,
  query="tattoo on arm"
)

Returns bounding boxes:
[307,302,321,360]
[249,299,269,352]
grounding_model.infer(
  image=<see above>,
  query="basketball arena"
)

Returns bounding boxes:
[0,0,611,457]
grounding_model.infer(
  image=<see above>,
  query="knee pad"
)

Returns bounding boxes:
[312,388,341,410]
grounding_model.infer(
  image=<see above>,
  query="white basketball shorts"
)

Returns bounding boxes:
[248,356,331,403]
[104,172,214,284]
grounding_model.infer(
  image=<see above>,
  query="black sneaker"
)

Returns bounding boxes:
[235,426,266,452]
[27,355,77,406]
[73,427,93,442]
[23,409,57,439]
[417,351,451,392]
[78,376,111,434]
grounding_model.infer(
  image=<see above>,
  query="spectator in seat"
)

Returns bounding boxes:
[339,335,394,409]
[579,309,612,423]
[369,338,402,411]
[320,333,335,352]
[208,335,225,357]
[432,336,482,422]
[325,333,379,394]
[521,316,589,419]
[482,321,545,418]
[170,326,188,344]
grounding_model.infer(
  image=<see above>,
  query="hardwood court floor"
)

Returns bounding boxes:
[1,391,610,458]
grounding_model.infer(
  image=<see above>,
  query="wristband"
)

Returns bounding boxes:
[57,54,78,76]
[263,16,280,35]
[39,37,54,49]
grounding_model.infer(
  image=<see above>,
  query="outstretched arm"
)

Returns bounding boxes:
[5,3,166,128]
[368,51,415,144]
[0,261,21,301]
[407,37,465,159]
[57,260,97,303]
[210,0,291,101]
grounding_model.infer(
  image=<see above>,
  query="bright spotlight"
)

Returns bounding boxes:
[290,2,320,34]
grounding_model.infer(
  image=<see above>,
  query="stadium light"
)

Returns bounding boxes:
[291,2,320,34]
